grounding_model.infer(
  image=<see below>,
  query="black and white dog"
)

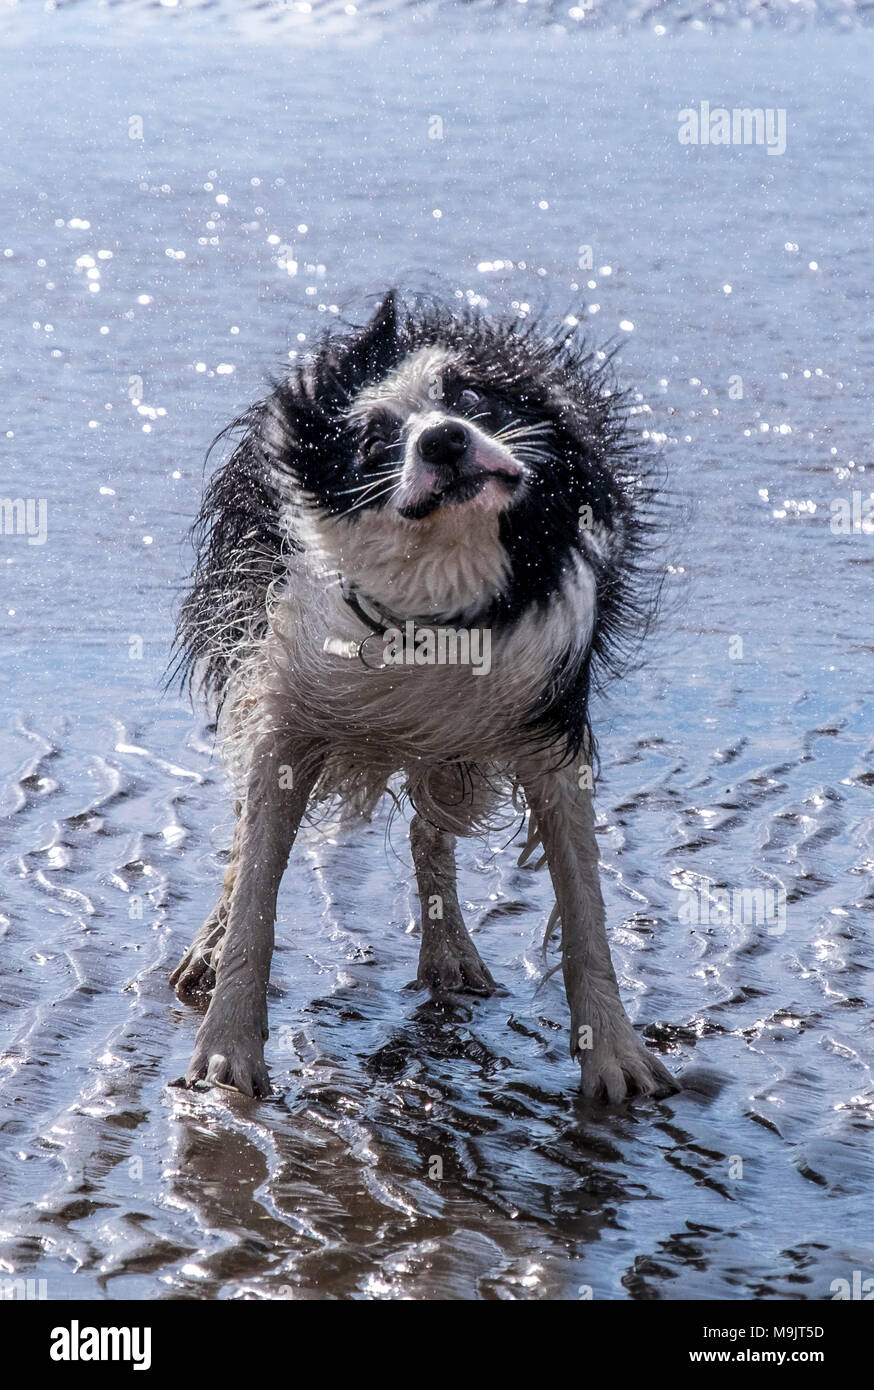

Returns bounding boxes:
[170,291,677,1103]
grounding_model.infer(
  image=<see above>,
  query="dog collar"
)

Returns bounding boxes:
[324,575,494,670]
[338,577,408,636]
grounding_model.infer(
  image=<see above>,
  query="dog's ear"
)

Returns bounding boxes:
[327,291,399,394]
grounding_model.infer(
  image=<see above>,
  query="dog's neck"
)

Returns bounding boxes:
[296,500,510,628]
[338,573,494,633]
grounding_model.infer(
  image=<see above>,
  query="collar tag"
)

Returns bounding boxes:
[323,630,392,670]
[323,635,362,661]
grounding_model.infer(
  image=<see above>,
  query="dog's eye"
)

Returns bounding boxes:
[361,426,391,464]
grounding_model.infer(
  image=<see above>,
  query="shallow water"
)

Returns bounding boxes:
[1,3,873,1301]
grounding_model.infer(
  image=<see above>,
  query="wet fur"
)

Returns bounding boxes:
[169,291,677,1104]
[172,294,660,761]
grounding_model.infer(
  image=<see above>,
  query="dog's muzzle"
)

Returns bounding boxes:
[398,418,523,520]
[417,420,470,470]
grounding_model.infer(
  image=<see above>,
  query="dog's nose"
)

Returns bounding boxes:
[418,421,469,468]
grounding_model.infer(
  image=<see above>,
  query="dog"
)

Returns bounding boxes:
[169,290,677,1104]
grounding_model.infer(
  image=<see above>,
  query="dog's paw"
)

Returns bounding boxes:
[414,939,497,996]
[170,947,216,1002]
[573,1018,677,1103]
[170,919,226,1003]
[183,1014,270,1099]
[184,1040,271,1098]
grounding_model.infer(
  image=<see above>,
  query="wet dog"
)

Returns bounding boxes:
[170,291,677,1103]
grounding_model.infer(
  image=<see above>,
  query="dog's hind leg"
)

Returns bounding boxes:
[519,759,677,1103]
[170,809,242,1003]
[410,813,496,995]
[181,740,320,1098]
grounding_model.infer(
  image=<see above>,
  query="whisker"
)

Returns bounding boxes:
[493,416,525,437]
[333,469,405,498]
[344,481,405,515]
[512,444,552,459]
[496,422,552,442]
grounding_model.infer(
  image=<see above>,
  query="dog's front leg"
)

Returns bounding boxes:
[182,740,319,1098]
[170,810,243,1001]
[520,760,677,1103]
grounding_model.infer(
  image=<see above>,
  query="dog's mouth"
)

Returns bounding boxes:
[397,467,522,522]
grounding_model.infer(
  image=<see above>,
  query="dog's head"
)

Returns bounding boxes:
[343,307,529,527]
[177,291,660,746]
[267,291,645,632]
